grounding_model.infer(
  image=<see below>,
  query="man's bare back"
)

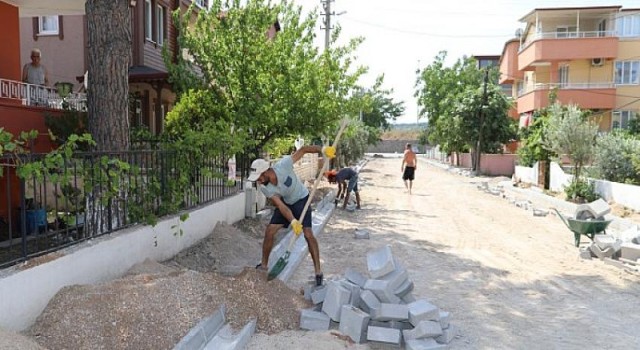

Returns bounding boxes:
[403,149,417,167]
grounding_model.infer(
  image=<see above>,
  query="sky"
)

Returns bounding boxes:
[294,0,640,124]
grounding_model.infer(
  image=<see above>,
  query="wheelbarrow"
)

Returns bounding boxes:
[552,208,612,247]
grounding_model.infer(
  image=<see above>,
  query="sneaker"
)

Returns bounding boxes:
[256,263,267,271]
[356,206,361,210]
[315,273,323,286]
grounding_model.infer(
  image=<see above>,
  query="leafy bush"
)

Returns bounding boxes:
[564,179,599,203]
[592,132,640,184]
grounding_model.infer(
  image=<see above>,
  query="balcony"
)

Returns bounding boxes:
[517,82,616,114]
[518,31,618,71]
[0,78,86,111]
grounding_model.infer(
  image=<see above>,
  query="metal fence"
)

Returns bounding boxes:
[0,148,248,268]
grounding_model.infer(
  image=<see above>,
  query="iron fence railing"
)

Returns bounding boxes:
[0,148,247,268]
[0,78,86,111]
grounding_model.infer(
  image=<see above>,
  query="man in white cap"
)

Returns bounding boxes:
[249,144,335,286]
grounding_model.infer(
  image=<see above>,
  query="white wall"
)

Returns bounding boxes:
[0,192,246,331]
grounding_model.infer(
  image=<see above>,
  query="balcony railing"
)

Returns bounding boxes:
[517,82,615,97]
[0,78,86,111]
[520,30,617,51]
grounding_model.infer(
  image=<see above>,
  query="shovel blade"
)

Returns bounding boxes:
[267,252,290,281]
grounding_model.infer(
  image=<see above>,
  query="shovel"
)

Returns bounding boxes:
[267,118,349,281]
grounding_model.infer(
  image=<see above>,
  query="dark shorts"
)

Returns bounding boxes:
[403,166,415,181]
[270,195,312,228]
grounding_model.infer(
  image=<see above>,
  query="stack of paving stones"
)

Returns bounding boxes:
[299,245,457,349]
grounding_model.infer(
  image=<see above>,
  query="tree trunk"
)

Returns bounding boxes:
[86,0,131,151]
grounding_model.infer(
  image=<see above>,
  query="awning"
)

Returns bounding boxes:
[3,0,86,17]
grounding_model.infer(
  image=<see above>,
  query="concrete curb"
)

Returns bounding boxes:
[174,304,257,350]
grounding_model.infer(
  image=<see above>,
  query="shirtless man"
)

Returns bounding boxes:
[401,143,417,194]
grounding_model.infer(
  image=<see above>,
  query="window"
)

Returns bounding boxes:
[556,26,577,38]
[38,16,59,35]
[611,110,637,130]
[194,0,207,8]
[156,5,165,46]
[614,61,640,85]
[144,0,152,41]
[598,19,606,37]
[558,65,569,87]
[616,13,640,37]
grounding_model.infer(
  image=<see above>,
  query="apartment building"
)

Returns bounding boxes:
[499,6,640,131]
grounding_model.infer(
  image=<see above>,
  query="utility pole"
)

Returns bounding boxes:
[474,68,490,174]
[321,0,332,50]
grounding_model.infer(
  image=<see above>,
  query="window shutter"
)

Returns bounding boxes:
[32,17,39,41]
[58,16,64,40]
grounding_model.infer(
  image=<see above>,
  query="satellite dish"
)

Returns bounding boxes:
[515,28,523,38]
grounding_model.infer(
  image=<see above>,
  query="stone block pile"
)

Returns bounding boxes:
[299,245,457,348]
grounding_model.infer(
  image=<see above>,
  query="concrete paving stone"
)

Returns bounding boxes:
[366,325,402,345]
[435,324,457,344]
[589,243,615,260]
[364,279,401,304]
[321,281,352,322]
[204,318,257,350]
[359,289,381,314]
[369,320,413,330]
[575,198,610,220]
[438,311,450,329]
[406,338,448,350]
[594,235,620,251]
[394,279,414,297]
[345,267,368,287]
[299,309,331,331]
[174,305,226,350]
[340,279,362,307]
[381,266,409,292]
[367,245,396,278]
[408,299,440,326]
[579,247,593,259]
[621,242,640,261]
[403,320,443,340]
[372,303,409,322]
[354,228,371,239]
[338,305,370,343]
[311,285,328,305]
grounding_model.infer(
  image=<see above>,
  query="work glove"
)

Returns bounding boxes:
[322,146,336,159]
[290,219,303,236]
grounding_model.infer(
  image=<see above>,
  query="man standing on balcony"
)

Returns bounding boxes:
[22,48,49,86]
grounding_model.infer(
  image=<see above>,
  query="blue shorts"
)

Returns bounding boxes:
[270,195,312,228]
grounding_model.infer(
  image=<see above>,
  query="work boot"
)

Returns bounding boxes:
[255,263,267,271]
[315,273,323,286]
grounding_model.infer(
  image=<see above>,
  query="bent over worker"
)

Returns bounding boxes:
[335,167,361,210]
[248,145,335,286]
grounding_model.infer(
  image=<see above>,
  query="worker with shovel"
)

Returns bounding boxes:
[249,145,335,286]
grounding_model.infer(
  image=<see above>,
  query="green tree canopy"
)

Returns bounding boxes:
[166,0,365,157]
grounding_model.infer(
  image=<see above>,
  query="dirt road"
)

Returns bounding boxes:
[252,156,640,349]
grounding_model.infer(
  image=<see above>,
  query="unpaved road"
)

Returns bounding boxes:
[254,155,640,349]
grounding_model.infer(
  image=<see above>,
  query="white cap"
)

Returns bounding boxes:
[248,159,270,181]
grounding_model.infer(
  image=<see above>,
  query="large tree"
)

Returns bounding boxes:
[85,0,131,151]
[166,0,365,156]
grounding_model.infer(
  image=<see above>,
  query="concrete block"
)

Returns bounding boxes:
[372,303,409,322]
[338,305,370,344]
[345,267,368,287]
[204,318,257,350]
[575,198,610,220]
[621,242,640,261]
[311,285,328,305]
[594,235,620,251]
[406,338,448,350]
[532,208,549,217]
[435,324,457,344]
[300,309,331,331]
[381,266,409,292]
[364,279,401,304]
[303,283,316,301]
[589,243,615,260]
[403,320,442,340]
[366,325,402,345]
[438,311,450,329]
[618,226,640,243]
[340,279,362,307]
[408,299,440,326]
[394,279,414,298]
[175,305,226,350]
[359,290,381,314]
[367,245,396,278]
[354,228,370,239]
[321,282,352,322]
[369,320,413,330]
